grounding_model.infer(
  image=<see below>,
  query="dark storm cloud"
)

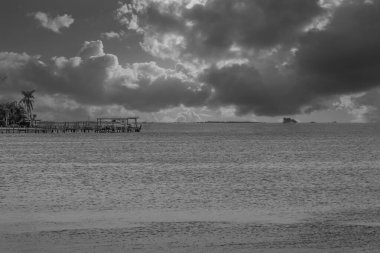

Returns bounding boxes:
[201,0,380,117]
[203,63,316,116]
[0,41,210,112]
[184,0,323,51]
[144,3,185,33]
[129,0,323,58]
[109,76,210,111]
[119,0,328,115]
[2,0,380,120]
[295,0,380,95]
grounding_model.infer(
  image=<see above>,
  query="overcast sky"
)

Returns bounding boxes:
[0,0,379,122]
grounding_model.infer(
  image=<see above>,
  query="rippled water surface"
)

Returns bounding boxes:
[1,123,380,252]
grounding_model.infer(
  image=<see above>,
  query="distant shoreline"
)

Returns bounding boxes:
[140,121,375,124]
[198,121,262,124]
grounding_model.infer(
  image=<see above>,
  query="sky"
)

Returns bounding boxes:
[0,0,380,123]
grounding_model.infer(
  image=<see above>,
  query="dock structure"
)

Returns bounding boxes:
[96,117,142,133]
[0,117,142,134]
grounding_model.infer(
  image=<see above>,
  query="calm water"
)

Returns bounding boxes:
[0,123,380,252]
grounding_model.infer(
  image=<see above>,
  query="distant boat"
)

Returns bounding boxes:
[283,117,297,124]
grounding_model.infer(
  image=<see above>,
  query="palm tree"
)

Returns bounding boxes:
[19,90,35,126]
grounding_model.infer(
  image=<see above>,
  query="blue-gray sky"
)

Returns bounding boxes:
[1,0,379,122]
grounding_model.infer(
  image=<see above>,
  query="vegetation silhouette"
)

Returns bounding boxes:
[283,117,297,124]
[0,88,36,127]
[0,101,27,126]
[19,90,36,125]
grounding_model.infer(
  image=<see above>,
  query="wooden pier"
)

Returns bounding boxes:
[0,117,142,134]
[96,117,142,133]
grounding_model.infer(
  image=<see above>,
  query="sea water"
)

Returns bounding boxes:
[0,123,379,252]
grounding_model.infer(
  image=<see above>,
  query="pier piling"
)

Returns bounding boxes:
[0,117,142,134]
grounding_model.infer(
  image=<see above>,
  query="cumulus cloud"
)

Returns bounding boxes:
[118,0,323,60]
[78,40,105,59]
[175,107,202,122]
[116,2,146,33]
[101,31,123,39]
[2,0,380,121]
[111,0,380,121]
[33,12,74,33]
[349,88,380,122]
[0,40,210,115]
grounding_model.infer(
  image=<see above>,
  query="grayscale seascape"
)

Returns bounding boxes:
[1,123,379,252]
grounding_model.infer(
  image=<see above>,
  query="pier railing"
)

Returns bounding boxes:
[0,118,142,134]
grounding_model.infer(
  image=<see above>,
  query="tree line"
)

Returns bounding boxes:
[0,90,36,127]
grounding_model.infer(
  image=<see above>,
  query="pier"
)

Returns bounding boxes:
[0,117,142,134]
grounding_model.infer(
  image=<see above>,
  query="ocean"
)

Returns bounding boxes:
[1,123,379,252]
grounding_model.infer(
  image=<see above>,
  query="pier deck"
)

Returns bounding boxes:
[0,117,142,134]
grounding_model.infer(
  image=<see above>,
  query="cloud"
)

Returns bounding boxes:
[101,31,123,40]
[119,0,323,60]
[35,94,91,121]
[184,0,323,52]
[78,40,105,59]
[202,63,318,116]
[333,88,380,123]
[295,0,380,95]
[116,2,146,33]
[140,33,186,60]
[175,108,202,122]
[33,12,74,33]
[2,0,380,122]
[0,40,210,115]
[350,88,380,122]
[112,0,380,121]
